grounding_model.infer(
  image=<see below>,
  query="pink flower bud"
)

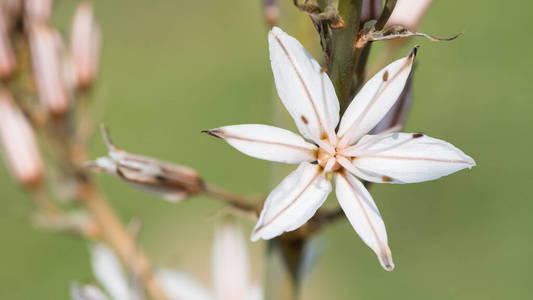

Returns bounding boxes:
[0,91,44,186]
[1,0,22,28]
[361,0,381,23]
[70,1,101,90]
[29,25,70,115]
[0,9,16,79]
[386,0,433,30]
[25,0,52,24]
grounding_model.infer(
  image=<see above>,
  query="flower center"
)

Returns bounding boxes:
[317,147,342,172]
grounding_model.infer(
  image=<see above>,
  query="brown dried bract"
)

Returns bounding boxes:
[86,125,204,202]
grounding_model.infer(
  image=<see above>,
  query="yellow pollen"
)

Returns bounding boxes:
[317,148,342,172]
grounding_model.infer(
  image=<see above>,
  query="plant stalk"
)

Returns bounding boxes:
[328,0,362,113]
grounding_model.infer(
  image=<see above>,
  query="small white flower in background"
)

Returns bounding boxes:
[71,282,109,300]
[386,0,433,30]
[71,243,140,300]
[86,125,204,202]
[72,223,261,300]
[158,222,262,300]
[204,26,475,271]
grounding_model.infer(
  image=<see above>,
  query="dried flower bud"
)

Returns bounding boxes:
[0,91,43,186]
[29,25,70,115]
[386,0,433,30]
[86,125,204,202]
[0,9,16,79]
[360,0,381,23]
[24,0,52,24]
[263,0,279,27]
[70,1,101,90]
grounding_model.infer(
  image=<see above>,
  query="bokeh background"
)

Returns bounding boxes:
[1,0,532,299]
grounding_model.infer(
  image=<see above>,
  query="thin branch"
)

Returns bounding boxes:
[204,183,260,214]
[78,183,168,300]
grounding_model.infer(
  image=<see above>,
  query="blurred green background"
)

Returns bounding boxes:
[1,0,532,299]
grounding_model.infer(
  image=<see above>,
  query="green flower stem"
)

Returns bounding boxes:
[328,0,362,114]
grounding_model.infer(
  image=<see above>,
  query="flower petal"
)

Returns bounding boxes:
[246,284,264,300]
[334,172,394,271]
[157,269,213,300]
[337,47,417,147]
[346,132,475,183]
[203,124,318,164]
[269,26,339,144]
[252,162,332,241]
[370,72,413,134]
[70,283,109,300]
[90,243,133,300]
[212,222,250,300]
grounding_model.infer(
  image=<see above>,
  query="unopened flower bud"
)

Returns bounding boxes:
[2,0,22,20]
[25,0,52,24]
[263,0,279,27]
[361,0,381,23]
[386,0,433,30]
[29,25,70,115]
[70,1,101,90]
[0,9,16,79]
[86,125,204,202]
[0,91,44,186]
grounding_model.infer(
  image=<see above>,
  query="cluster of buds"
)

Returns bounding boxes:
[0,0,101,182]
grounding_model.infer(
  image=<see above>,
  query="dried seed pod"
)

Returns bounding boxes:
[70,1,101,90]
[29,25,71,115]
[86,126,204,202]
[0,9,16,79]
[0,91,44,186]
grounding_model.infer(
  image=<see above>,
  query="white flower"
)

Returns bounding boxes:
[71,243,140,300]
[158,222,262,300]
[204,26,475,271]
[72,223,261,300]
